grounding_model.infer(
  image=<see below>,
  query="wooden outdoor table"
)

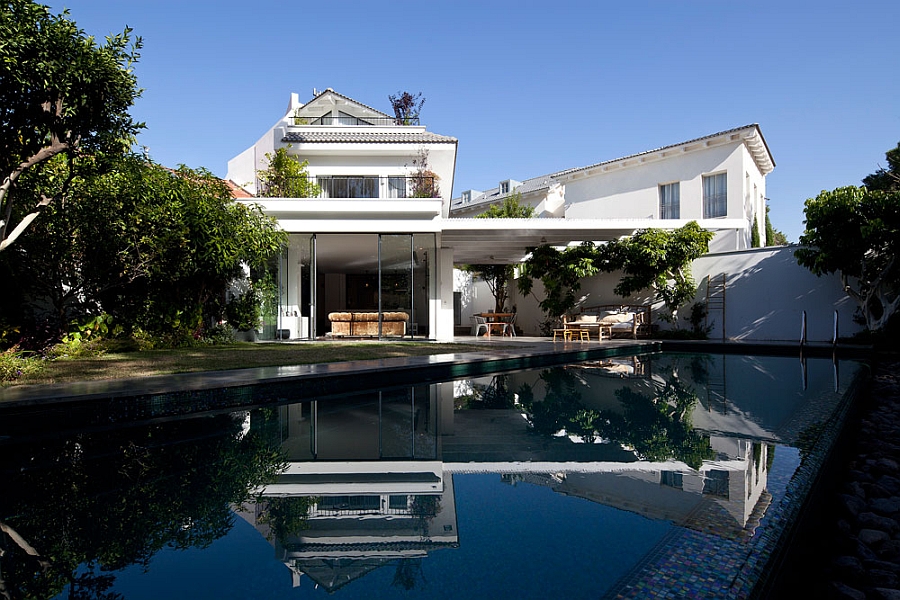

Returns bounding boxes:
[565,321,611,341]
[479,313,515,337]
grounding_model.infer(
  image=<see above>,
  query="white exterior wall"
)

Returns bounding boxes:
[226,125,281,194]
[454,272,502,331]
[507,246,861,342]
[690,246,860,342]
[562,142,762,252]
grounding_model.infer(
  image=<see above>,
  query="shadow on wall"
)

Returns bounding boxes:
[692,246,858,343]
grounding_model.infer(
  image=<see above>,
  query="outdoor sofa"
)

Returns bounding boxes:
[573,305,651,339]
[328,311,408,337]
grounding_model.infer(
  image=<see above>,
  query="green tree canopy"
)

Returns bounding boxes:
[611,221,714,315]
[765,205,788,246]
[795,141,900,333]
[795,185,900,331]
[862,141,900,192]
[0,0,142,252]
[518,221,713,321]
[2,154,286,340]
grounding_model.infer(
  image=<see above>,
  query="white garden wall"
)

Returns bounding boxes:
[500,246,861,342]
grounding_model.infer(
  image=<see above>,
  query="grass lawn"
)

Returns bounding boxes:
[8,341,485,387]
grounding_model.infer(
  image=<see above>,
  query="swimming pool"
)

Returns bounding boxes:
[0,351,867,599]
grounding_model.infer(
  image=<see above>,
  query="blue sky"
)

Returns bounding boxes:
[48,0,899,243]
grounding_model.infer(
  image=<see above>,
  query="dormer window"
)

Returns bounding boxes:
[499,180,520,195]
[461,191,471,203]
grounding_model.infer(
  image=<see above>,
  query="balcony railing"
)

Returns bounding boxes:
[292,115,420,127]
[258,175,439,199]
[317,175,437,199]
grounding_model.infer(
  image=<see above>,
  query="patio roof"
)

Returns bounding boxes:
[441,218,747,264]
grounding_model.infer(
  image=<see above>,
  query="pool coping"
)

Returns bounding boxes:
[0,338,871,409]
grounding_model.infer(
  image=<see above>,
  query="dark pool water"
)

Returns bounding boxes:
[0,352,866,599]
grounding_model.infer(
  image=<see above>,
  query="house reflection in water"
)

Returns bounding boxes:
[237,353,841,590]
[236,385,458,592]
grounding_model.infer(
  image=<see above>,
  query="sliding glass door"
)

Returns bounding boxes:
[276,232,435,339]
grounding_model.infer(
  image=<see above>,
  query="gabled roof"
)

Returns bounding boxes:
[557,124,775,179]
[452,124,775,211]
[294,88,393,119]
[282,131,457,144]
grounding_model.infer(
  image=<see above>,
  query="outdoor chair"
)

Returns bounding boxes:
[471,315,489,336]
[504,313,517,337]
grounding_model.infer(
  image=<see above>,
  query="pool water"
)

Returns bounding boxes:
[0,352,866,599]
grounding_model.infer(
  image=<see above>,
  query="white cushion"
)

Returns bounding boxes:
[580,315,597,323]
[601,312,632,324]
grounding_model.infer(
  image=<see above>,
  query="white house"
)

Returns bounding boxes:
[450,124,775,254]
[227,90,782,341]
[226,89,458,340]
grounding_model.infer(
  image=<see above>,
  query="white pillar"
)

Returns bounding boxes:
[435,247,455,340]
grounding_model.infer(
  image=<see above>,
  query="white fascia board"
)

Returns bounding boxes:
[243,199,443,218]
[275,219,443,234]
[285,124,429,134]
[287,142,442,157]
[442,217,747,234]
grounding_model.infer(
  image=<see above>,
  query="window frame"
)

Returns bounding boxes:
[659,182,680,219]
[703,172,728,218]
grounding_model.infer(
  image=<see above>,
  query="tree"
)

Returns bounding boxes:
[765,205,788,246]
[862,141,900,192]
[388,91,425,125]
[1,154,287,341]
[256,146,320,198]
[518,222,713,322]
[517,242,605,321]
[610,221,714,319]
[795,185,900,332]
[0,0,142,252]
[464,191,535,312]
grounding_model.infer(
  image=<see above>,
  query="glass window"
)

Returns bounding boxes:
[388,176,407,198]
[319,176,379,198]
[499,181,510,194]
[659,182,680,219]
[703,173,727,218]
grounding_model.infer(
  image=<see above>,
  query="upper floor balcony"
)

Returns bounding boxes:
[259,175,439,199]
[291,114,420,127]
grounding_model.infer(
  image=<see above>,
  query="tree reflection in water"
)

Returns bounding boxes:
[520,363,715,469]
[0,409,288,599]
